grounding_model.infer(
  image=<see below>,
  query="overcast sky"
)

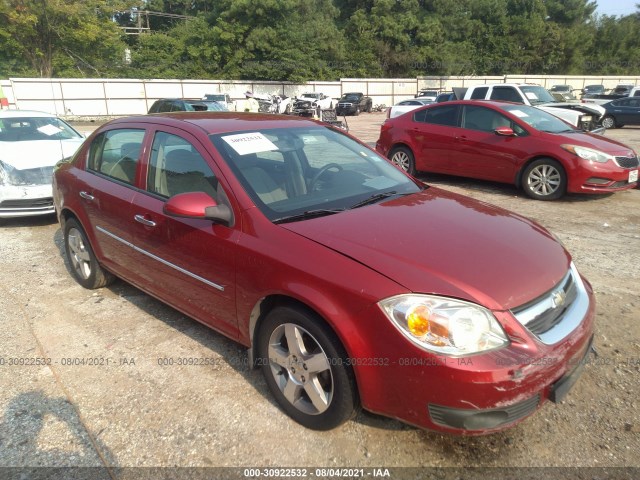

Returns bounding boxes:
[595,0,638,16]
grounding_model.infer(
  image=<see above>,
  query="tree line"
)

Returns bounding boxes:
[1,0,638,82]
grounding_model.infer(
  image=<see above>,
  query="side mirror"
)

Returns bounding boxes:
[494,126,516,137]
[163,191,233,226]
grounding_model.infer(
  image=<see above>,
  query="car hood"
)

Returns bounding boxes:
[0,139,84,169]
[544,102,606,116]
[544,130,635,155]
[281,188,570,310]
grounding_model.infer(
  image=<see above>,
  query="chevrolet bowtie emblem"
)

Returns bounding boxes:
[552,289,566,308]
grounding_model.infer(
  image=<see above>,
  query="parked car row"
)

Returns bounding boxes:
[581,84,639,105]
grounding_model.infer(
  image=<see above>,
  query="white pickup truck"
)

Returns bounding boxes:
[460,83,605,132]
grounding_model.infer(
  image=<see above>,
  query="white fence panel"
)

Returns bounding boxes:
[3,75,640,117]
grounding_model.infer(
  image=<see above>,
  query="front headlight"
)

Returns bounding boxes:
[561,144,614,163]
[378,295,509,356]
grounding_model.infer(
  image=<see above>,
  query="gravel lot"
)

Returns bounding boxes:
[1,113,639,478]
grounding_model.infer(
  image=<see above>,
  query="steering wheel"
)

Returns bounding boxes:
[309,163,343,191]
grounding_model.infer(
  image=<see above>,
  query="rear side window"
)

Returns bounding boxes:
[490,87,523,103]
[87,129,145,185]
[414,105,460,126]
[470,87,489,99]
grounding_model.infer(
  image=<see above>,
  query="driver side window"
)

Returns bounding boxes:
[147,132,218,199]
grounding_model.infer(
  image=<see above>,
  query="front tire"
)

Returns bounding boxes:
[388,146,416,176]
[522,158,566,201]
[354,107,360,116]
[64,218,115,289]
[601,115,616,129]
[256,305,358,430]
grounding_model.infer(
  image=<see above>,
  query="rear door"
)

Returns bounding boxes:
[408,104,461,173]
[130,127,240,337]
[77,127,146,272]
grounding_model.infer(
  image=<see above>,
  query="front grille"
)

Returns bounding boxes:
[525,275,577,335]
[611,180,632,188]
[0,197,53,209]
[511,268,579,340]
[614,156,639,168]
[338,103,352,108]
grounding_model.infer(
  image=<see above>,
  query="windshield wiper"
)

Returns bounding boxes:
[349,191,401,209]
[273,208,344,224]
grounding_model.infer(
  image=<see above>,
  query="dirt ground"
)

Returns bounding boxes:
[0,113,639,478]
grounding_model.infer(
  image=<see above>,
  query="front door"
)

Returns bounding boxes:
[130,128,240,338]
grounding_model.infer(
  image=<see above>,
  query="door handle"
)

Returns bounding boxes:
[134,214,156,227]
[79,191,94,201]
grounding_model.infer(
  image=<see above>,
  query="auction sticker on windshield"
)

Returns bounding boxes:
[629,170,638,183]
[222,132,278,156]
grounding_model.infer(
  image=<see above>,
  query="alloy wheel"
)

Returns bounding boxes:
[67,227,92,280]
[267,323,333,415]
[527,164,562,197]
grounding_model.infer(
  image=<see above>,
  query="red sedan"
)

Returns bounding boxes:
[53,112,594,434]
[376,100,638,200]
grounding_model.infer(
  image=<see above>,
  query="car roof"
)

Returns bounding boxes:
[108,112,325,135]
[0,109,59,118]
[470,83,543,88]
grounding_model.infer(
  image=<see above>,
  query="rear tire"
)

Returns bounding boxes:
[388,146,416,176]
[256,305,358,430]
[521,158,566,201]
[64,218,115,289]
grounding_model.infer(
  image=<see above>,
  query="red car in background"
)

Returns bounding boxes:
[54,112,594,435]
[376,100,638,200]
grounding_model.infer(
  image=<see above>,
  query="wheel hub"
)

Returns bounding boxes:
[287,355,308,383]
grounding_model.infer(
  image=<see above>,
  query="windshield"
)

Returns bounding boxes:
[502,105,575,133]
[205,94,225,102]
[210,127,421,222]
[0,116,82,142]
[302,93,321,99]
[199,101,227,111]
[341,94,361,102]
[520,86,557,105]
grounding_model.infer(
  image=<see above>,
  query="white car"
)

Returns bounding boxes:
[297,92,334,110]
[388,98,434,118]
[0,110,84,218]
[202,93,235,111]
[415,90,439,101]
